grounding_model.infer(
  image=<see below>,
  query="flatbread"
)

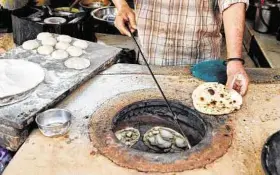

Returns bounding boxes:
[0,59,45,98]
[192,82,242,115]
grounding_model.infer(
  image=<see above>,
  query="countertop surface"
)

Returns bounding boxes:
[245,21,280,68]
[4,63,280,175]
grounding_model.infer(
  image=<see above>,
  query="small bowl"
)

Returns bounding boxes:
[91,6,117,25]
[35,109,72,137]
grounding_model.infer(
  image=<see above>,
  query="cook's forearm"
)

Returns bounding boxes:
[223,3,246,58]
[112,0,129,9]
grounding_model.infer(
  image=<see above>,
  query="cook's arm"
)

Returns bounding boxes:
[222,2,249,95]
[112,0,136,36]
[223,3,246,58]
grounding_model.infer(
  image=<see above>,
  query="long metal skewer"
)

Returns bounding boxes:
[126,25,192,149]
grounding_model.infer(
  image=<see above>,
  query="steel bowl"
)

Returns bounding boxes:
[35,109,72,137]
[80,1,112,10]
[44,17,66,24]
[91,6,117,25]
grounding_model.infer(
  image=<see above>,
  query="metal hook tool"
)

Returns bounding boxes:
[125,24,192,149]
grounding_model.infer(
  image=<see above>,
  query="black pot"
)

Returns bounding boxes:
[11,6,96,45]
[261,130,280,175]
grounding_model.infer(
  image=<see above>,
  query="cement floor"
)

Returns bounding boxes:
[4,64,280,175]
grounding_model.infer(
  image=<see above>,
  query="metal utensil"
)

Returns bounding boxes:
[35,108,72,137]
[43,5,53,16]
[68,15,84,24]
[126,24,192,149]
[69,0,81,13]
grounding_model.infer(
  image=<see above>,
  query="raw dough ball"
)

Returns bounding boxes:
[22,40,39,50]
[51,50,69,59]
[37,32,52,41]
[57,35,72,43]
[42,37,57,46]
[37,45,54,55]
[55,42,70,50]
[66,46,83,57]
[64,57,90,70]
[73,40,88,49]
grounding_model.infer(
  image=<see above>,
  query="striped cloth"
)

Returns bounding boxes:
[134,0,249,66]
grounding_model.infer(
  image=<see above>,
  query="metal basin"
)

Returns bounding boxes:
[80,1,112,10]
[36,109,72,137]
[91,6,117,25]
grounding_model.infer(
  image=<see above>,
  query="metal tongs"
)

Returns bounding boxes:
[125,24,192,149]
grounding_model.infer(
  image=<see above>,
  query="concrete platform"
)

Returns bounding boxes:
[4,64,280,175]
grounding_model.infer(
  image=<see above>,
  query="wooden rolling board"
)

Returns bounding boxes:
[0,35,121,150]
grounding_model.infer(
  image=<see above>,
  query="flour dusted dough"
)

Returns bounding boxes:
[42,37,57,46]
[37,32,52,41]
[22,40,39,50]
[51,50,68,59]
[55,42,70,50]
[37,45,53,55]
[57,35,72,43]
[0,59,45,98]
[73,40,88,49]
[64,57,90,70]
[192,82,242,115]
[66,46,83,57]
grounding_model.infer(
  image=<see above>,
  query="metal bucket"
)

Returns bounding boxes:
[254,2,279,34]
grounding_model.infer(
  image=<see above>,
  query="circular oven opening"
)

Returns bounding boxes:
[112,99,207,153]
[89,89,233,172]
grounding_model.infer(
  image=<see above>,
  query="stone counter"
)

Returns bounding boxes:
[3,64,280,175]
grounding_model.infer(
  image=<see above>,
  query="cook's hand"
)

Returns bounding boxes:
[114,4,137,37]
[226,61,249,96]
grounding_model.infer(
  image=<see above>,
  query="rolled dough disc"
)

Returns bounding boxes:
[192,82,242,115]
[51,50,68,59]
[37,32,52,41]
[42,37,57,46]
[37,45,53,55]
[73,40,88,49]
[57,35,72,43]
[64,57,90,70]
[66,46,83,57]
[55,42,70,50]
[22,40,40,50]
[0,59,45,98]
